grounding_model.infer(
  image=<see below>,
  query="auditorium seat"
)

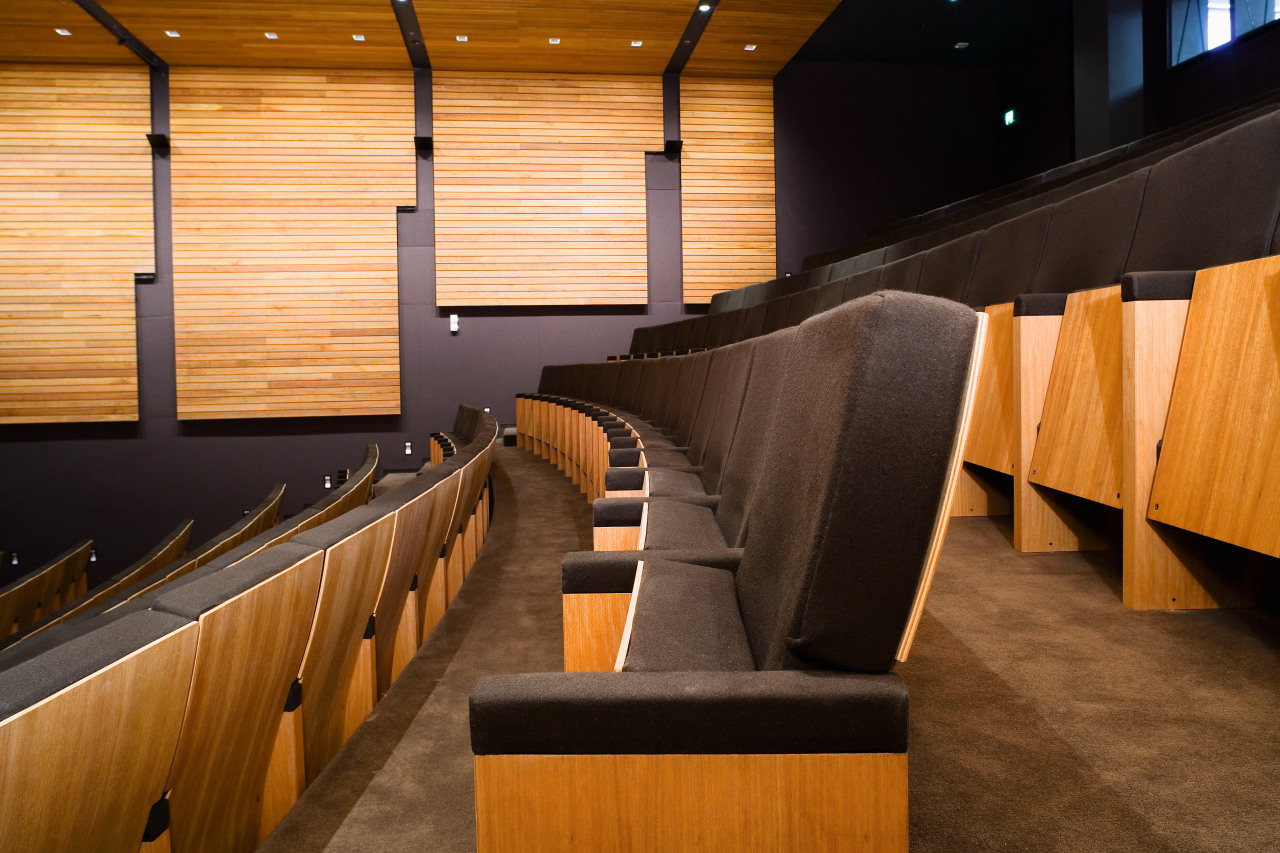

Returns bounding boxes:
[963,206,1052,307]
[470,291,984,852]
[737,301,769,341]
[0,540,92,636]
[149,542,325,853]
[813,278,847,314]
[0,521,192,649]
[1124,109,1280,274]
[786,285,820,325]
[597,343,754,547]
[878,253,925,293]
[0,609,198,852]
[365,467,450,696]
[916,231,982,301]
[761,292,794,333]
[597,330,794,551]
[255,505,395,836]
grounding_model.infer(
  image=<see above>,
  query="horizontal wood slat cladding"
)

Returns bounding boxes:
[0,65,151,424]
[171,69,413,420]
[433,73,662,306]
[680,79,776,304]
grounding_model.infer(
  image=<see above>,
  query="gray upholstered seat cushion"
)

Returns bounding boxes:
[151,542,323,620]
[371,471,416,498]
[622,560,754,673]
[642,501,730,551]
[644,467,709,497]
[292,505,389,552]
[0,609,192,721]
[638,447,694,467]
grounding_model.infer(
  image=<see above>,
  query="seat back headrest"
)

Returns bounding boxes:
[734,291,978,674]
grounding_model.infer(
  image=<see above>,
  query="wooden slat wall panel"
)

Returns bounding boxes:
[171,69,413,420]
[433,73,662,307]
[0,65,151,424]
[680,79,775,304]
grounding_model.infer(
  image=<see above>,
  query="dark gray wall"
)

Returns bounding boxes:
[1076,0,1147,156]
[1143,0,1280,130]
[774,51,1075,275]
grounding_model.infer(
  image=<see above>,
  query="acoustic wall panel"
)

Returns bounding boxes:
[680,79,776,304]
[171,69,414,420]
[433,73,663,306]
[0,65,152,424]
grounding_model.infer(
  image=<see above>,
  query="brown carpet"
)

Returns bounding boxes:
[261,446,1280,852]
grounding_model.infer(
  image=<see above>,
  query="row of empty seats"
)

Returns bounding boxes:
[0,447,380,658]
[0,410,499,852]
[623,100,1280,374]
[805,86,1280,274]
[0,540,92,637]
[619,102,1280,614]
[494,292,985,850]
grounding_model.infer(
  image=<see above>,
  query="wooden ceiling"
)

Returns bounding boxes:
[103,0,410,70]
[1,0,139,64]
[0,0,841,77]
[417,1,690,76]
[685,0,845,78]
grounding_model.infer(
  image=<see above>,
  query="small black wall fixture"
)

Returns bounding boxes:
[664,138,683,158]
[146,133,170,156]
[414,135,433,156]
[134,272,157,285]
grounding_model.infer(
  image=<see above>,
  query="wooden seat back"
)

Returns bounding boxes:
[1148,255,1280,557]
[11,521,192,644]
[0,540,91,635]
[365,471,448,697]
[0,609,198,851]
[291,505,397,781]
[150,542,324,853]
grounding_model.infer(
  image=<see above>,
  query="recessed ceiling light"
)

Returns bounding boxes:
[631,40,643,47]
[699,4,712,11]
[265,32,278,39]
[744,44,757,51]
[54,28,71,36]
[165,30,180,38]
[954,41,969,48]
[549,37,560,44]
[456,35,468,42]
[352,34,365,41]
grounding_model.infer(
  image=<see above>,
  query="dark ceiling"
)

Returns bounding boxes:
[795,0,1073,67]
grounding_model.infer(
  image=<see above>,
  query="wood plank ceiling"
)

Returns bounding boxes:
[0,0,840,76]
[0,0,140,64]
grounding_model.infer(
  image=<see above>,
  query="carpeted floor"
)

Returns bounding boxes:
[261,445,1280,852]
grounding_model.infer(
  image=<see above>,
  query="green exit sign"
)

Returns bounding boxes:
[1004,109,1017,126]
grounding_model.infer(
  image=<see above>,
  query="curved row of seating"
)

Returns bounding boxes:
[0,487,284,651]
[0,448,379,662]
[0,540,92,637]
[491,292,985,850]
[626,100,1280,363]
[805,87,1280,272]
[616,105,1280,616]
[0,409,498,853]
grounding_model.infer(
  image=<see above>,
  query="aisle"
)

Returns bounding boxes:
[259,445,591,853]
[260,447,1280,852]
